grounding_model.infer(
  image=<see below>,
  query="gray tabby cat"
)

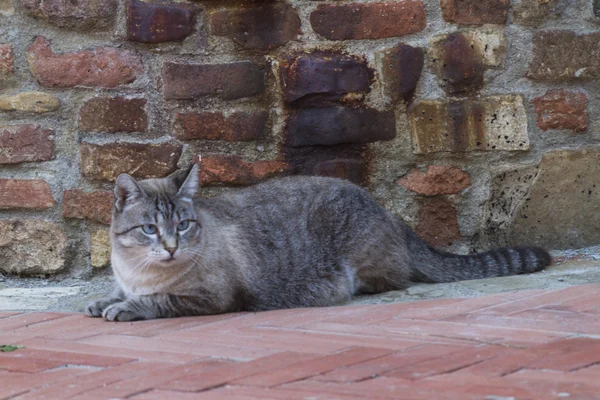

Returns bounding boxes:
[86,163,551,322]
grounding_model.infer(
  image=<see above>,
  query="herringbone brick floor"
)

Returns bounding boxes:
[2,283,600,399]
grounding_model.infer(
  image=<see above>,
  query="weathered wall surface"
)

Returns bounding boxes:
[0,0,599,277]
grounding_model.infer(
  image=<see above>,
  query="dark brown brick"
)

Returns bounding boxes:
[198,154,290,186]
[0,44,13,74]
[80,141,182,181]
[378,43,424,104]
[513,0,568,26]
[162,62,264,100]
[532,89,588,133]
[285,107,395,147]
[62,190,113,225]
[79,97,147,133]
[211,3,300,50]
[0,125,54,164]
[174,111,267,141]
[27,36,143,88]
[432,32,484,95]
[313,159,366,185]
[441,0,509,25]
[279,52,373,106]
[21,0,117,29]
[283,145,366,185]
[127,0,196,44]
[527,31,600,81]
[416,198,461,248]
[310,1,426,41]
[0,179,56,209]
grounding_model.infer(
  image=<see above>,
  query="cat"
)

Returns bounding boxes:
[86,163,551,322]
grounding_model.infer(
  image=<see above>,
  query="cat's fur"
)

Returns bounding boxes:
[86,164,551,321]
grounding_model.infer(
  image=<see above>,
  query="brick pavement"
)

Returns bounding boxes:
[1,284,600,399]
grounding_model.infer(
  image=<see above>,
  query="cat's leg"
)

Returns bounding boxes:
[101,294,216,322]
[85,286,126,317]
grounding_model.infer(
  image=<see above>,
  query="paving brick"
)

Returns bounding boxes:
[310,1,426,40]
[116,313,240,337]
[0,179,56,209]
[0,124,54,164]
[127,0,196,44]
[232,347,395,387]
[62,189,113,225]
[211,3,300,50]
[20,337,200,364]
[0,367,101,399]
[163,61,264,100]
[315,344,466,383]
[0,312,67,332]
[79,96,147,133]
[174,111,268,141]
[80,141,182,181]
[159,351,320,392]
[0,356,64,373]
[80,333,280,360]
[27,36,143,88]
[540,291,600,313]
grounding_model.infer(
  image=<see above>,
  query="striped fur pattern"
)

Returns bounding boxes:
[86,164,551,321]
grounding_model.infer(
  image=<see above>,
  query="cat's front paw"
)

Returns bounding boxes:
[86,297,119,318]
[102,302,147,322]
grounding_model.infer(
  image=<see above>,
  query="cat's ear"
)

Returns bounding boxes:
[176,163,199,200]
[114,174,145,212]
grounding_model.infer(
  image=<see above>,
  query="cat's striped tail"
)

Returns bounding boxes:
[407,231,552,283]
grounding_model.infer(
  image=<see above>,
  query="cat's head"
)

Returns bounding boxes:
[110,163,202,267]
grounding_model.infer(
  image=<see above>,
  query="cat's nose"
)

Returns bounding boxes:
[165,247,177,256]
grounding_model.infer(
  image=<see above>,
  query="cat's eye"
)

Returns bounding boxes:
[141,224,158,235]
[177,220,190,231]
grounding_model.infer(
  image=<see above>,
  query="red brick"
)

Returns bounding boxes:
[211,3,300,50]
[27,36,143,88]
[21,0,117,29]
[528,31,600,81]
[79,97,147,133]
[279,52,373,105]
[198,154,290,186]
[116,313,239,338]
[174,111,267,141]
[310,1,426,40]
[162,61,264,100]
[0,44,13,74]
[160,352,319,392]
[0,313,68,333]
[441,0,509,25]
[80,141,182,181]
[532,89,588,133]
[384,345,499,380]
[0,366,100,399]
[62,189,113,225]
[21,337,199,364]
[285,107,395,147]
[0,124,54,164]
[80,334,279,360]
[415,197,461,248]
[397,165,471,196]
[127,0,196,44]
[0,355,65,373]
[315,344,466,383]
[525,338,600,371]
[229,347,392,387]
[378,43,424,104]
[0,179,55,209]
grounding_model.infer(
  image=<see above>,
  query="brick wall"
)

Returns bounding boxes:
[1,0,599,276]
